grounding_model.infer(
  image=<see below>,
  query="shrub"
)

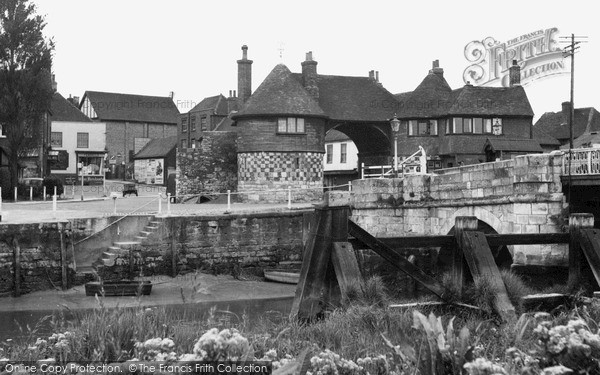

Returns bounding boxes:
[499,269,535,311]
[43,175,64,196]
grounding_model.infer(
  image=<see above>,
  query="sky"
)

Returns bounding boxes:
[33,0,598,122]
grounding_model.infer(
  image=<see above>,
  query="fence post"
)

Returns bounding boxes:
[361,163,365,180]
[13,238,20,297]
[72,183,75,199]
[0,187,2,214]
[348,181,352,192]
[568,213,595,289]
[43,186,47,201]
[54,186,57,197]
[14,187,17,202]
[158,193,162,214]
[227,190,231,212]
[287,186,292,209]
[59,223,68,290]
[167,193,171,215]
[29,186,33,201]
[53,194,57,219]
[113,196,117,214]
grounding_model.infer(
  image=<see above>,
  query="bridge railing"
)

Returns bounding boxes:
[562,148,600,175]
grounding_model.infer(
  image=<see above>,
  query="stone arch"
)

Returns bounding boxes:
[325,123,391,166]
[436,206,513,274]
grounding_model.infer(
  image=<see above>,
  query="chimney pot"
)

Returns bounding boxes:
[509,60,521,87]
[237,45,253,103]
[375,71,379,82]
[241,45,248,59]
[432,60,439,69]
[306,51,313,61]
[234,90,237,97]
[369,70,375,80]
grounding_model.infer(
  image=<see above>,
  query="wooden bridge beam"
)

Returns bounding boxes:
[568,213,595,289]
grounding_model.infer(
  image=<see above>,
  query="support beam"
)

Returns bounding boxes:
[576,228,600,289]
[331,242,363,298]
[452,217,478,298]
[568,213,595,289]
[348,219,447,299]
[59,223,68,290]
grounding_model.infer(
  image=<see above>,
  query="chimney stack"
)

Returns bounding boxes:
[227,89,239,113]
[237,45,253,103]
[169,91,174,99]
[73,96,80,106]
[429,60,444,77]
[375,71,379,82]
[51,74,57,92]
[562,101,572,121]
[301,51,319,99]
[368,70,375,80]
[509,60,521,87]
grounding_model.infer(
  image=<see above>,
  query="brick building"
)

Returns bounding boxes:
[79,91,179,179]
[393,60,553,169]
[178,94,229,150]
[534,102,600,148]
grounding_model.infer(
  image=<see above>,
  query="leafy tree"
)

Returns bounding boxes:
[0,0,54,194]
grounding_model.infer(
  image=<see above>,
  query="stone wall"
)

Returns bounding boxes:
[328,152,568,267]
[98,211,311,280]
[176,131,238,200]
[0,222,75,296]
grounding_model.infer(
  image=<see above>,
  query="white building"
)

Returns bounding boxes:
[323,129,359,189]
[49,93,106,184]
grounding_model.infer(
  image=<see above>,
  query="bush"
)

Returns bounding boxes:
[43,175,64,196]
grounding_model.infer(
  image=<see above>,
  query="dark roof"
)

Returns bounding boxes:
[302,74,400,122]
[234,64,326,119]
[439,137,489,155]
[189,94,228,114]
[82,91,180,124]
[134,136,178,159]
[396,72,453,118]
[447,85,534,117]
[534,107,600,141]
[325,129,351,142]
[531,126,561,147]
[564,132,600,149]
[214,116,237,132]
[50,92,92,122]
[483,138,543,153]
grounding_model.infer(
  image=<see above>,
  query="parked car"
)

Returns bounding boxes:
[122,183,138,197]
[17,177,44,198]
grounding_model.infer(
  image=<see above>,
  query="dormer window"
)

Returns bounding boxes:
[277,117,305,134]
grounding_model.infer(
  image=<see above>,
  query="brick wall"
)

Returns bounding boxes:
[176,131,238,199]
[106,122,178,164]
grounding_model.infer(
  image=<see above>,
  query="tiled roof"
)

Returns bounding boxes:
[325,129,351,142]
[534,107,600,142]
[396,73,453,118]
[447,85,534,117]
[304,74,400,122]
[134,136,178,159]
[189,94,228,114]
[50,93,92,122]
[214,116,237,132]
[531,126,561,147]
[439,137,489,155]
[234,64,326,119]
[83,91,180,124]
[483,138,543,153]
[563,132,600,149]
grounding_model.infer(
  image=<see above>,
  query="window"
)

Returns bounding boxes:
[181,117,188,133]
[277,117,305,133]
[201,117,207,131]
[340,143,347,163]
[76,132,89,148]
[181,139,187,149]
[191,116,196,132]
[326,144,333,164]
[448,118,494,135]
[408,120,437,136]
[484,118,493,133]
[453,118,463,134]
[463,118,472,133]
[0,124,5,138]
[191,138,196,148]
[473,118,483,134]
[51,132,62,147]
[492,118,503,135]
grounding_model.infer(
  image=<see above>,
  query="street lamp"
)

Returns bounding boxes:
[390,114,401,175]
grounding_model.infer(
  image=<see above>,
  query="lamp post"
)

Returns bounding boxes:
[390,114,401,176]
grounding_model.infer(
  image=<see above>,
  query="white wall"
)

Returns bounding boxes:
[50,121,106,174]
[323,140,359,172]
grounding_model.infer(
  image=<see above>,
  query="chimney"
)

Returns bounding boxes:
[301,51,319,99]
[51,74,57,92]
[509,60,521,87]
[73,96,80,106]
[237,45,253,103]
[169,91,174,99]
[562,101,572,121]
[375,71,379,82]
[429,60,444,77]
[227,89,239,113]
[368,70,375,80]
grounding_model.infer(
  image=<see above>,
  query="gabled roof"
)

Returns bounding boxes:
[82,91,179,124]
[301,74,400,122]
[534,107,600,141]
[396,72,453,118]
[189,94,228,115]
[563,131,600,149]
[134,136,178,159]
[50,92,92,123]
[483,138,543,153]
[531,126,561,147]
[234,64,326,119]
[447,85,534,117]
[325,129,351,142]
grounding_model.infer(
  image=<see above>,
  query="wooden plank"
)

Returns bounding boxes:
[331,242,363,298]
[348,233,569,250]
[568,214,595,289]
[290,208,334,321]
[59,223,68,290]
[577,228,600,288]
[521,293,571,312]
[452,217,478,298]
[325,207,350,306]
[459,230,515,320]
[170,220,177,277]
[348,219,447,299]
[13,237,20,297]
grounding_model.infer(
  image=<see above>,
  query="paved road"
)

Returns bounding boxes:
[0,180,316,224]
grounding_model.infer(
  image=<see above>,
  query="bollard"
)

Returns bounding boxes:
[30,186,33,201]
[0,187,2,215]
[72,183,75,199]
[226,190,231,212]
[348,181,352,192]
[43,186,47,201]
[113,196,117,214]
[52,194,57,218]
[14,187,17,202]
[167,193,171,215]
[158,193,162,214]
[287,186,292,210]
[54,186,57,198]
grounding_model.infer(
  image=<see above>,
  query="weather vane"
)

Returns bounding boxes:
[277,41,285,62]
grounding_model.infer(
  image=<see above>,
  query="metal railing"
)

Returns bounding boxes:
[361,146,427,179]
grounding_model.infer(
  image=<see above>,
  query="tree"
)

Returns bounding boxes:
[0,0,54,195]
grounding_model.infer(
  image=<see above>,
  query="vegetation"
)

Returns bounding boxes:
[0,0,54,192]
[2,275,599,375]
[42,175,64,196]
